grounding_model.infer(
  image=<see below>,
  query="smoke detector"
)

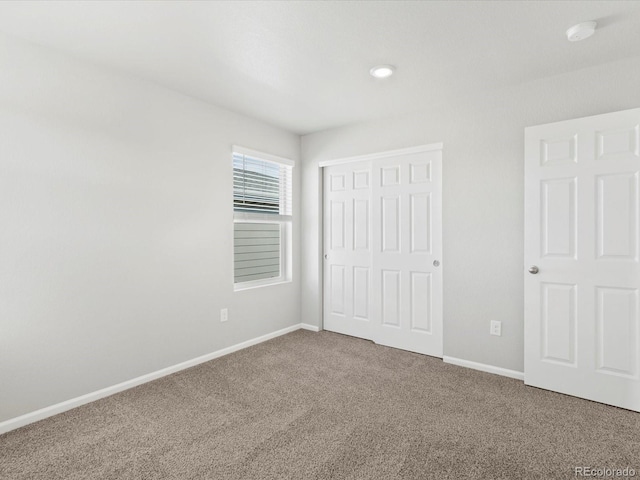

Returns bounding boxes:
[566,21,597,42]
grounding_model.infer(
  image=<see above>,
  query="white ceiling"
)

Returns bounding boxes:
[0,1,639,135]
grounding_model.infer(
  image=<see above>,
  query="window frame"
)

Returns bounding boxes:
[232,146,293,291]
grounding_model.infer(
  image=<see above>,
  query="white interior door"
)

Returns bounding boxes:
[323,160,374,340]
[524,108,640,412]
[323,146,443,357]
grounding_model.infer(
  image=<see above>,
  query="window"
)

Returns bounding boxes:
[233,146,293,289]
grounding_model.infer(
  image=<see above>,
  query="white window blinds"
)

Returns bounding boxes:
[233,153,292,217]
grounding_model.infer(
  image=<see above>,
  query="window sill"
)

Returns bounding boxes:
[234,278,292,292]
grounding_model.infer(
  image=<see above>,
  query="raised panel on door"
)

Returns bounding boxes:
[410,272,431,333]
[381,269,401,327]
[410,193,431,254]
[353,199,369,251]
[540,282,577,366]
[381,166,400,187]
[540,135,578,166]
[381,196,400,253]
[329,265,346,316]
[353,170,370,189]
[596,125,640,161]
[330,173,346,191]
[596,287,639,378]
[596,173,638,260]
[409,161,431,184]
[540,178,577,259]
[353,267,370,321]
[330,201,346,250]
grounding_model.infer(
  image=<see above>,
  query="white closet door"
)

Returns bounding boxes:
[524,108,640,412]
[323,160,374,340]
[323,147,443,358]
[370,151,443,356]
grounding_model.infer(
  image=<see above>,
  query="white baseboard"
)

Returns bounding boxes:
[300,323,320,332]
[0,323,306,435]
[443,355,524,381]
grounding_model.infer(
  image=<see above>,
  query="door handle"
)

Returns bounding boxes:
[528,265,539,274]
[324,254,328,260]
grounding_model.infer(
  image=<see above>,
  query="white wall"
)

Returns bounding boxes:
[0,34,300,423]
[301,55,640,373]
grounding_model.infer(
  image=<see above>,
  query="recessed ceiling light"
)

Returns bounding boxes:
[566,21,597,42]
[370,65,395,78]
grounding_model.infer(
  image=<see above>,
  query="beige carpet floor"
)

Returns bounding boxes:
[1,330,638,480]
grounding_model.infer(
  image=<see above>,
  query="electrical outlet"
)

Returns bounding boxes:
[490,320,502,336]
[220,308,228,322]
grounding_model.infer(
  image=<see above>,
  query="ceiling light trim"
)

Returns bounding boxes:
[369,64,395,78]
